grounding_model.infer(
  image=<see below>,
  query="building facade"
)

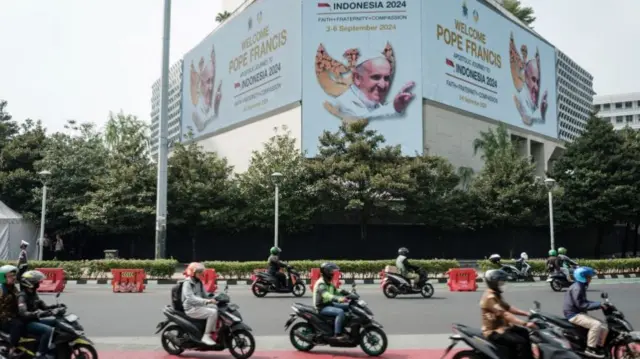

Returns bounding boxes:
[149,60,183,159]
[594,92,640,130]
[555,50,595,142]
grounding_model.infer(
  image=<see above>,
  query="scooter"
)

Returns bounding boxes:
[0,292,97,359]
[285,284,388,357]
[156,285,256,359]
[547,266,576,292]
[529,294,640,358]
[441,322,580,359]
[251,265,306,298]
[381,267,434,298]
[501,259,532,281]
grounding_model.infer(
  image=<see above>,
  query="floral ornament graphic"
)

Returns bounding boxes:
[189,44,223,132]
[509,32,548,126]
[314,42,397,124]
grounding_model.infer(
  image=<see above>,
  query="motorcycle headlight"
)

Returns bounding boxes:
[357,300,367,307]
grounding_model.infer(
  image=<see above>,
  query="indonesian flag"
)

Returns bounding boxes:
[318,3,330,8]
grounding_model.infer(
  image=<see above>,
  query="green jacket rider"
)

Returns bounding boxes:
[0,265,23,355]
[312,262,351,340]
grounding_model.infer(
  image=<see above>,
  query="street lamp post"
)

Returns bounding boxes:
[271,172,283,248]
[544,178,556,250]
[38,170,52,261]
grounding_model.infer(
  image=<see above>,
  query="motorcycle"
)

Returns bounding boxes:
[529,293,640,358]
[284,284,388,357]
[381,267,434,298]
[501,259,532,282]
[547,266,576,292]
[441,322,580,359]
[156,285,256,359]
[0,292,97,359]
[251,265,306,298]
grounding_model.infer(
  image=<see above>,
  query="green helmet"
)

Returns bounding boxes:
[270,246,281,255]
[558,247,567,255]
[548,249,557,256]
[0,265,18,284]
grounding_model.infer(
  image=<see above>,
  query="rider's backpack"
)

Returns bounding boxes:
[171,281,186,311]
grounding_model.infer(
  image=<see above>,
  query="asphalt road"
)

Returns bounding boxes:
[44,281,640,338]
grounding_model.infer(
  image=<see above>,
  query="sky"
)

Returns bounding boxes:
[0,0,637,134]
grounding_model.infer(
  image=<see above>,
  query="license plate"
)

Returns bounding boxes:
[65,314,78,322]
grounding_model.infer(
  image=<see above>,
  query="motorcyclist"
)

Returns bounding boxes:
[268,246,287,289]
[514,252,528,272]
[312,262,351,341]
[18,270,64,359]
[488,253,502,267]
[480,269,535,359]
[182,262,218,346]
[0,265,24,357]
[396,247,422,289]
[557,247,577,282]
[563,266,607,358]
[546,249,559,273]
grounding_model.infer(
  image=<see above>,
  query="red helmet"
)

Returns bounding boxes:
[184,262,205,277]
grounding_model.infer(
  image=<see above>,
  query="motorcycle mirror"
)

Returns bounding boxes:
[56,292,61,299]
[351,283,357,292]
[534,301,540,310]
[224,284,229,293]
[600,292,608,299]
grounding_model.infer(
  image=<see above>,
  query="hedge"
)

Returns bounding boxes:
[477,258,640,275]
[0,259,458,280]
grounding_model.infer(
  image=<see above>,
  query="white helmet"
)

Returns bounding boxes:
[489,254,501,263]
[520,252,529,260]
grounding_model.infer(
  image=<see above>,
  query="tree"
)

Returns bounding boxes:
[617,127,640,256]
[306,121,413,239]
[34,120,109,233]
[168,140,236,261]
[236,126,314,234]
[471,124,546,227]
[77,113,155,235]
[552,115,631,257]
[216,11,232,23]
[0,100,19,154]
[457,166,475,191]
[503,0,536,27]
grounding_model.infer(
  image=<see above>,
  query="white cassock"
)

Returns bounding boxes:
[334,84,398,120]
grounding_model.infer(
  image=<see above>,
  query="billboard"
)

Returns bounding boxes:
[181,0,301,141]
[422,0,558,138]
[301,0,424,157]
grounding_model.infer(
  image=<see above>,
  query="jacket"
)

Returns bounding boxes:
[181,277,209,312]
[312,277,348,309]
[395,255,418,276]
[268,255,285,274]
[563,282,600,319]
[17,291,57,321]
[0,284,19,322]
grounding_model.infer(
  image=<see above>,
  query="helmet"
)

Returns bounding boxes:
[0,265,18,284]
[489,254,501,264]
[548,249,557,256]
[270,246,281,255]
[320,262,339,282]
[184,262,205,278]
[558,247,567,255]
[20,270,45,290]
[398,247,409,256]
[484,269,509,292]
[20,240,29,248]
[520,252,528,260]
[573,267,595,284]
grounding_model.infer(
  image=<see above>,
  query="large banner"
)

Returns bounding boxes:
[422,0,558,138]
[181,0,301,141]
[301,0,423,157]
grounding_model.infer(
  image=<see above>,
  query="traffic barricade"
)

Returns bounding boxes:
[203,268,218,293]
[36,268,66,293]
[111,269,146,293]
[309,268,341,290]
[447,268,478,292]
[250,268,267,282]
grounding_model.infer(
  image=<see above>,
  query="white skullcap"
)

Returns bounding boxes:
[355,46,387,67]
[21,240,29,246]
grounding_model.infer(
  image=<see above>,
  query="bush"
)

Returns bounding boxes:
[0,259,178,279]
[477,258,640,275]
[204,259,460,279]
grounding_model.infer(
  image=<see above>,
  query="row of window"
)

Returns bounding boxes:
[601,115,640,124]
[595,101,640,111]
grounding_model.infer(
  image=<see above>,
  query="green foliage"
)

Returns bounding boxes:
[0,259,178,279]
[503,0,536,27]
[478,258,640,275]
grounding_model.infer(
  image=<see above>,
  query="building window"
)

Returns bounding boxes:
[625,101,633,108]
[604,103,611,110]
[626,115,633,122]
[616,116,624,123]
[594,104,601,111]
[615,102,623,109]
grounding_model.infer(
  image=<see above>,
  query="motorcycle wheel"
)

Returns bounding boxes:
[289,322,315,352]
[382,283,398,299]
[161,324,186,355]
[70,343,99,359]
[550,279,563,292]
[292,283,306,297]
[251,282,268,298]
[451,350,482,359]
[420,283,434,298]
[227,329,256,359]
[359,326,388,356]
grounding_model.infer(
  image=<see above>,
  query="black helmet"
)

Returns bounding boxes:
[20,270,46,290]
[484,269,509,293]
[398,247,409,256]
[320,262,339,282]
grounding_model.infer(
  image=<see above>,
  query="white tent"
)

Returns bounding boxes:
[0,201,38,261]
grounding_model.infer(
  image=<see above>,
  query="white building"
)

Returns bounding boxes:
[149,60,183,159]
[593,93,640,130]
[556,50,595,142]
